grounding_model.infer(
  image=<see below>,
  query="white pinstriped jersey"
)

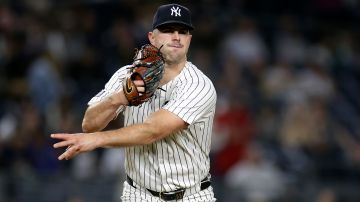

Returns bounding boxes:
[89,61,217,192]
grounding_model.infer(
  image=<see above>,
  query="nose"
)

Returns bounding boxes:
[171,31,180,41]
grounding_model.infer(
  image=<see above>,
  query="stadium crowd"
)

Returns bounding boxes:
[0,0,359,201]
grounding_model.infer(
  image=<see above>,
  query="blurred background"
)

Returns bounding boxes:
[0,0,359,201]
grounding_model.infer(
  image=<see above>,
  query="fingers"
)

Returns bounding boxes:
[137,87,145,93]
[58,145,79,161]
[51,133,75,149]
[133,80,144,86]
[51,133,71,140]
[53,140,73,149]
[51,133,79,160]
[51,132,96,161]
[133,80,145,94]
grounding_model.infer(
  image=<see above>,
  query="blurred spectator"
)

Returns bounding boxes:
[27,52,64,116]
[314,188,338,202]
[273,15,308,66]
[212,54,256,175]
[221,17,268,68]
[260,61,295,104]
[212,96,255,176]
[285,67,333,107]
[279,98,328,149]
[225,143,286,202]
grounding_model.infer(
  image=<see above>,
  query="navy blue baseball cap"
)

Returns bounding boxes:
[152,4,194,30]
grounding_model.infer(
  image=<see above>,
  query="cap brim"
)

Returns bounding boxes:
[154,21,194,30]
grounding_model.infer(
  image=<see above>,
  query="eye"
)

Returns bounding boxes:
[159,28,174,33]
[179,29,189,34]
[158,27,189,34]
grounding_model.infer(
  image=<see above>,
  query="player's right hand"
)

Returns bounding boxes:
[51,133,100,160]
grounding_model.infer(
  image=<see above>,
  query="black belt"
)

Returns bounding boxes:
[126,175,211,201]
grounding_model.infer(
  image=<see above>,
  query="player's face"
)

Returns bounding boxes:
[149,24,192,64]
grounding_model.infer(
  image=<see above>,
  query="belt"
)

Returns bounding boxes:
[126,175,211,201]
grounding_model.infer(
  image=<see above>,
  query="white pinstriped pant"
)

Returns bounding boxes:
[121,181,216,202]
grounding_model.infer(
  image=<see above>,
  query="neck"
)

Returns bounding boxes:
[160,60,187,86]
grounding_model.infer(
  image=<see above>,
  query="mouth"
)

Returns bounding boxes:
[168,44,183,48]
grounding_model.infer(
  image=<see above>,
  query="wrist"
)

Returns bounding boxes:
[92,132,104,148]
[109,90,128,106]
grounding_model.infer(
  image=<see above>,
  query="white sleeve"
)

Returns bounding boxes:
[88,65,130,115]
[163,77,217,124]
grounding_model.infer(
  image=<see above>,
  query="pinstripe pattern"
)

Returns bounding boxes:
[89,62,216,199]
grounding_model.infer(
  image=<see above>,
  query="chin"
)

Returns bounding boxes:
[166,56,186,65]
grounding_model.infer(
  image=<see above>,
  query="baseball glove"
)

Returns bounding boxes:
[123,44,165,106]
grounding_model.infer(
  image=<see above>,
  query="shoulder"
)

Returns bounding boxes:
[163,62,216,124]
[174,62,216,100]
[178,62,215,89]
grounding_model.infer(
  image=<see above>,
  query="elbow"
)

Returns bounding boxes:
[82,120,91,133]
[82,109,95,133]
[142,124,168,145]
[143,135,160,145]
[144,135,159,145]
[82,125,91,133]
[82,118,98,133]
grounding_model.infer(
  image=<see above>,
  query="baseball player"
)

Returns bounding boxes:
[51,3,217,201]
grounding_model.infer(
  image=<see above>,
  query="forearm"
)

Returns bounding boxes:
[95,110,186,148]
[52,109,187,160]
[82,91,127,132]
[96,123,161,147]
[53,122,166,160]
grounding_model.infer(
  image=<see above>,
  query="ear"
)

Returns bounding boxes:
[148,32,155,45]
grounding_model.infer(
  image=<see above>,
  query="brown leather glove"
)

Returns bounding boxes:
[123,44,165,106]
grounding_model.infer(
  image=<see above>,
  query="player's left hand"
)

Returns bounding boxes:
[123,44,165,106]
[51,133,100,160]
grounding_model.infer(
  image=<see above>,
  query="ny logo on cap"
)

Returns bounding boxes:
[170,6,181,17]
